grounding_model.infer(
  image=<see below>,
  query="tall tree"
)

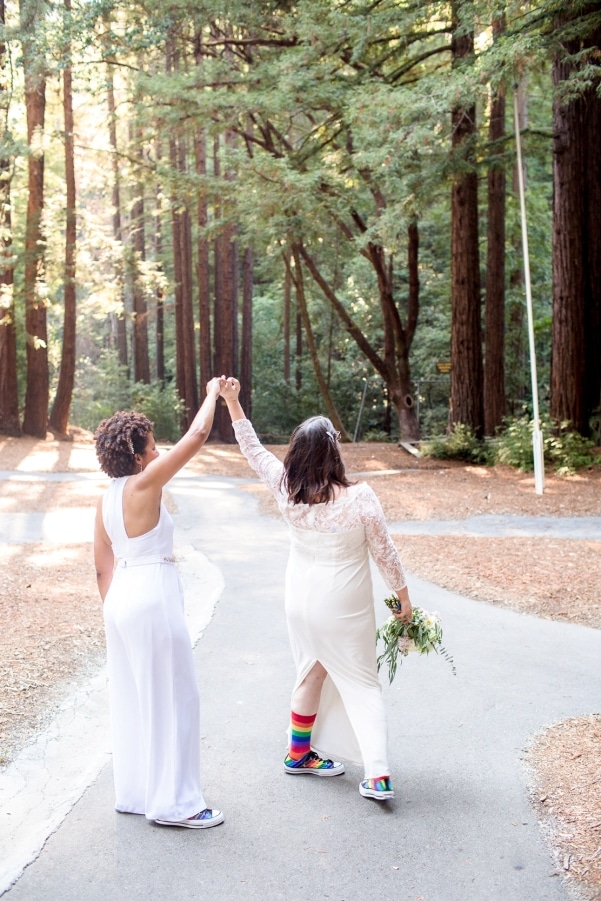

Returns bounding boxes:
[153,154,165,383]
[290,245,349,439]
[484,11,506,437]
[49,0,76,435]
[213,130,239,442]
[583,75,601,436]
[21,0,49,439]
[550,8,601,434]
[240,245,253,419]
[0,0,20,436]
[506,79,528,415]
[283,249,292,384]
[130,126,150,384]
[169,144,198,427]
[297,227,420,442]
[165,29,198,427]
[105,34,128,369]
[195,123,212,388]
[449,0,483,435]
[194,34,212,390]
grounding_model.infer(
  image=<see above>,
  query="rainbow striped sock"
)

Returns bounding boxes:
[363,776,393,793]
[287,711,316,761]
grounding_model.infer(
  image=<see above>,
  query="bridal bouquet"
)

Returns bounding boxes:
[376,595,456,683]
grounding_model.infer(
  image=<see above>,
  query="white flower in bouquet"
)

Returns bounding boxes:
[375,596,456,683]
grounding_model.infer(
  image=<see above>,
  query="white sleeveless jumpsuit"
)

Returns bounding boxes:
[102,476,206,821]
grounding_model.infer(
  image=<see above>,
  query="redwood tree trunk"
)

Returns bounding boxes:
[213,217,238,440]
[283,250,291,383]
[153,145,164,383]
[550,34,587,432]
[0,0,20,436]
[240,246,254,419]
[170,135,198,430]
[295,305,302,391]
[194,37,212,390]
[507,80,527,414]
[195,125,212,389]
[213,131,239,441]
[399,219,420,441]
[131,137,150,384]
[105,27,127,369]
[449,1,483,435]
[22,22,48,439]
[167,33,197,429]
[180,197,198,422]
[484,13,506,436]
[583,33,601,437]
[50,1,76,436]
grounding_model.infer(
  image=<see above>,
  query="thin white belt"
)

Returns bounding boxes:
[117,555,176,568]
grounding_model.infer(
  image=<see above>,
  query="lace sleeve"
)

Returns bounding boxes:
[358,484,407,591]
[232,419,284,495]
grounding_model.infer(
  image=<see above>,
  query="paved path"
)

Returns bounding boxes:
[2,471,600,900]
[389,514,601,539]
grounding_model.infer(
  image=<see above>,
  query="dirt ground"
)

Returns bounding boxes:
[0,431,600,900]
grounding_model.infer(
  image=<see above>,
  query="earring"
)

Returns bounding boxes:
[139,462,143,474]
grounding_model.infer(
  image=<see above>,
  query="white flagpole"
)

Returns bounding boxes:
[513,86,545,494]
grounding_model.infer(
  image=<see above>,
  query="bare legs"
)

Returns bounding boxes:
[290,661,328,715]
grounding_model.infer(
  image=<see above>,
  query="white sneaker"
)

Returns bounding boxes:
[155,808,224,828]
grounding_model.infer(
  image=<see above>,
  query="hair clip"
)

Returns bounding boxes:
[126,437,134,454]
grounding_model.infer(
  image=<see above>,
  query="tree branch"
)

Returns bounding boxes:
[297,242,386,378]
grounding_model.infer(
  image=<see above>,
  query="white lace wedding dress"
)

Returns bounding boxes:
[233,419,407,778]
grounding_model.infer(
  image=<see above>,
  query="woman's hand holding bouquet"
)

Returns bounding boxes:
[376,595,456,683]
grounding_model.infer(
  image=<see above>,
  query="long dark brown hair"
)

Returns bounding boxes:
[282,416,352,505]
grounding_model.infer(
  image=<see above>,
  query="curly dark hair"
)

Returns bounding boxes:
[95,410,154,478]
[282,415,352,505]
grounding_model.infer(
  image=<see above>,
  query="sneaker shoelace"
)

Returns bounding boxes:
[286,750,336,769]
[188,808,214,821]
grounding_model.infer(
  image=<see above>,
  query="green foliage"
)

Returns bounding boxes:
[421,424,491,464]
[492,416,538,470]
[494,415,599,475]
[70,351,131,432]
[421,416,599,474]
[362,429,390,443]
[70,350,184,441]
[544,425,599,476]
[129,381,185,443]
[250,288,399,441]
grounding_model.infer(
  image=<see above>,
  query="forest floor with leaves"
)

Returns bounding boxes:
[0,431,600,899]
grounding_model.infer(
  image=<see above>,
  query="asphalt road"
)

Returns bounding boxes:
[3,470,601,901]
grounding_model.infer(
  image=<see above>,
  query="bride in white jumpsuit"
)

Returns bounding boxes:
[94,379,224,828]
[219,378,413,801]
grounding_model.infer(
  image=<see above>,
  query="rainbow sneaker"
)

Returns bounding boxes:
[284,750,345,777]
[359,776,394,800]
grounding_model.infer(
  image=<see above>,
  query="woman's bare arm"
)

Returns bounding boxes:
[94,497,114,601]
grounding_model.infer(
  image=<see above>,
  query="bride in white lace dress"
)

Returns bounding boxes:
[220,378,412,801]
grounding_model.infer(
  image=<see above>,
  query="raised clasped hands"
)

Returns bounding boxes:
[218,375,240,400]
[206,376,223,397]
